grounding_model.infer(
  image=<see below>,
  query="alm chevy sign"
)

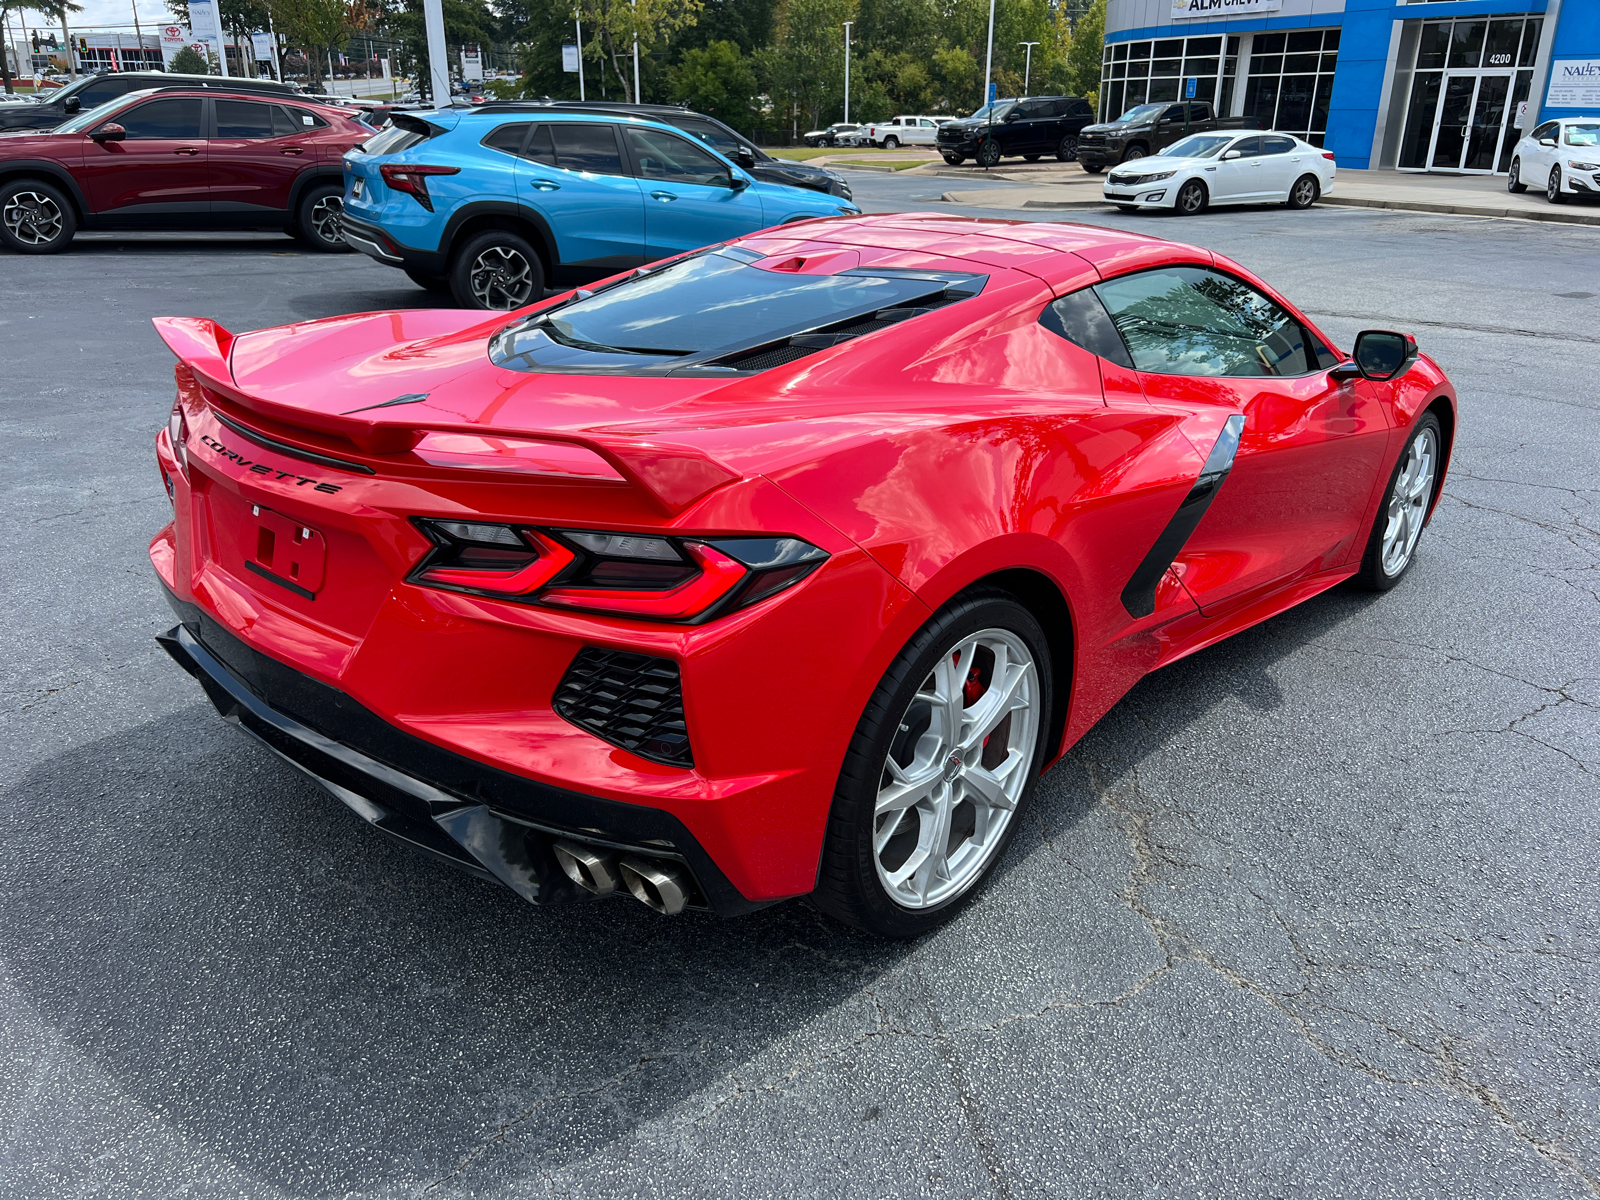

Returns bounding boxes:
[1546,60,1600,110]
[1172,0,1282,18]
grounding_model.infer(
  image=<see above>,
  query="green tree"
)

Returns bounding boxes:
[166,0,273,73]
[760,0,847,133]
[0,0,81,94]
[167,44,211,73]
[266,0,352,90]
[1063,0,1104,111]
[675,0,776,57]
[667,40,756,126]
[574,0,701,103]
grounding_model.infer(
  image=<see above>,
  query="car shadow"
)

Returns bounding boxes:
[0,580,1378,1193]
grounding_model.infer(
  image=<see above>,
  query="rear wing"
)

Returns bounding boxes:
[152,316,741,515]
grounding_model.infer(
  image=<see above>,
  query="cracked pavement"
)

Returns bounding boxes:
[1,190,1596,1199]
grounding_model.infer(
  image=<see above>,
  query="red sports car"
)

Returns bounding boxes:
[0,89,367,254]
[149,215,1455,937]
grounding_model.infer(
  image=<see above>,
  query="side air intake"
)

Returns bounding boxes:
[553,648,693,768]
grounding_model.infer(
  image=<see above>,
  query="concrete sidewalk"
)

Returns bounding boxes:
[933,162,1600,226]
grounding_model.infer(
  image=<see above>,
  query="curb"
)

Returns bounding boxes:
[1320,194,1600,227]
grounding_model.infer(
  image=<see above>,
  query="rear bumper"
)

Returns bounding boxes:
[340,213,446,275]
[157,590,766,915]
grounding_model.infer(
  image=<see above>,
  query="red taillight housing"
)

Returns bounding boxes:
[408,521,828,623]
[379,163,460,211]
[1321,151,1336,161]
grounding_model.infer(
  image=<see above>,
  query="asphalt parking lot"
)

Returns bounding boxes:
[2,183,1598,1199]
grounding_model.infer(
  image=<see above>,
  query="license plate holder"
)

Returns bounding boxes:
[245,504,326,599]
[351,177,365,199]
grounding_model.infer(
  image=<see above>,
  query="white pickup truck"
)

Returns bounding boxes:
[850,116,948,149]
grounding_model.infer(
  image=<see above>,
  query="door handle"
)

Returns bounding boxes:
[527,180,560,191]
[650,190,678,201]
[175,147,201,156]
[280,147,304,155]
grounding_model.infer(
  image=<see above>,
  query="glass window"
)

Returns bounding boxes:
[1154,39,1183,57]
[1239,26,1338,140]
[285,107,328,129]
[1230,135,1263,156]
[1447,20,1485,69]
[1286,31,1321,54]
[1518,20,1541,67]
[1259,134,1297,154]
[626,127,729,186]
[72,78,132,108]
[1484,20,1521,68]
[1255,33,1285,55]
[1165,133,1235,159]
[271,106,300,137]
[1041,289,1132,367]
[214,99,276,139]
[1416,23,1449,70]
[524,124,556,164]
[667,116,743,157]
[482,122,529,155]
[1532,121,1558,142]
[116,98,202,140]
[1399,74,1442,169]
[550,123,624,175]
[1094,267,1314,378]
[1187,36,1221,56]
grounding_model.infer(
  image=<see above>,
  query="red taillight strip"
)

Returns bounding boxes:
[379,163,460,211]
[538,543,747,619]
[418,531,575,594]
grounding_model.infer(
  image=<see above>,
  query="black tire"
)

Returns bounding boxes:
[942,154,964,165]
[1507,157,1526,193]
[1287,173,1320,210]
[0,179,76,254]
[1354,412,1443,591]
[1056,135,1079,162]
[1081,162,1105,174]
[882,135,900,150]
[294,183,349,252]
[1119,145,1147,163]
[976,139,1002,168]
[1023,154,1041,162]
[404,267,451,294]
[811,588,1053,938]
[449,228,545,310]
[1547,166,1566,204]
[1175,178,1208,216]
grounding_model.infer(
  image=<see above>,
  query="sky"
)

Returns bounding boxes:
[5,0,175,38]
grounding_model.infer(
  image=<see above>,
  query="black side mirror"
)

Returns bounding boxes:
[1350,329,1417,381]
[63,96,80,113]
[90,122,126,143]
[728,170,750,191]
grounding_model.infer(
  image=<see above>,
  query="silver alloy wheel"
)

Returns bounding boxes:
[873,628,1040,910]
[1178,180,1205,214]
[1292,176,1317,207]
[1380,425,1437,577]
[468,244,536,309]
[1548,167,1563,203]
[3,190,63,246]
[1507,159,1520,192]
[310,193,344,244]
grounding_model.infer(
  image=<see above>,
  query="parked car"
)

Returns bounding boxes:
[935,96,1096,166]
[0,70,302,134]
[803,122,858,147]
[339,107,859,309]
[149,214,1455,936]
[1102,131,1336,214]
[0,89,367,254]
[528,101,852,201]
[1507,117,1600,204]
[854,115,946,149]
[1076,101,1257,173]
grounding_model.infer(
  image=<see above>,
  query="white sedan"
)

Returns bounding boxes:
[1102,131,1336,216]
[1507,118,1600,204]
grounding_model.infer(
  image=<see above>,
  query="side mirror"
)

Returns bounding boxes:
[1538,137,1557,147]
[1222,149,1241,160]
[1003,110,1019,122]
[734,145,756,168]
[63,96,80,113]
[91,123,126,143]
[1351,329,1417,381]
[728,171,751,191]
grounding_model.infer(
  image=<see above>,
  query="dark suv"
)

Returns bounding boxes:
[935,96,1096,167]
[0,71,301,134]
[523,101,852,201]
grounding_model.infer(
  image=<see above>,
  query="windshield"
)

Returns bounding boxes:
[490,248,985,374]
[1565,123,1600,147]
[967,101,1016,122]
[53,90,156,134]
[1161,134,1235,159]
[1113,104,1166,125]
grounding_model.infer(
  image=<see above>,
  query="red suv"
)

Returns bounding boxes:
[0,89,371,254]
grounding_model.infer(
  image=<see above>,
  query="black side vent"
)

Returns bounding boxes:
[708,295,965,373]
[554,648,693,768]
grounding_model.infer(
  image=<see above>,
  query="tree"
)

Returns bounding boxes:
[675,0,777,57]
[166,0,273,73]
[388,0,499,97]
[575,0,702,103]
[0,0,80,94]
[760,0,847,133]
[1063,0,1104,111]
[667,40,756,126]
[167,44,211,73]
[267,0,352,90]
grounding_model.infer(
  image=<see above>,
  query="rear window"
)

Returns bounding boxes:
[489,248,986,376]
[362,115,440,155]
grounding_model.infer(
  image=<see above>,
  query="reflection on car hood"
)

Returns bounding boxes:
[1106,155,1206,172]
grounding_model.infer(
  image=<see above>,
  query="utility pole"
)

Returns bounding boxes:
[631,0,639,103]
[422,0,448,103]
[268,13,282,82]
[842,20,852,125]
[130,0,143,63]
[60,9,74,78]
[1019,41,1039,96]
[575,15,584,100]
[982,0,995,113]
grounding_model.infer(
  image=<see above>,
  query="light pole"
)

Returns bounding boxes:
[1018,41,1039,96]
[575,15,584,100]
[631,0,639,103]
[842,21,853,126]
[982,0,995,112]
[422,0,449,103]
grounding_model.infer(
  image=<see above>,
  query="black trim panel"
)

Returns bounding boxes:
[210,410,378,475]
[1121,414,1246,618]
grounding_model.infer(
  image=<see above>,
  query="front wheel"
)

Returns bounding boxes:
[1056,135,1079,162]
[976,139,1002,168]
[1175,179,1208,215]
[1023,154,1041,162]
[1287,173,1320,210]
[449,230,545,310]
[942,153,964,165]
[294,184,349,252]
[811,589,1051,937]
[1355,413,1442,591]
[1119,146,1146,164]
[1507,158,1526,193]
[1547,166,1566,204]
[882,135,900,150]
[0,179,76,254]
[1081,162,1105,175]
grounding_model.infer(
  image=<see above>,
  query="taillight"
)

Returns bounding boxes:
[1321,151,1336,161]
[408,521,828,622]
[379,163,460,211]
[167,401,188,477]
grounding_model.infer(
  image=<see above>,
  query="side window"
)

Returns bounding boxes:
[1161,105,1187,123]
[1071,101,1093,117]
[524,124,556,165]
[1533,121,1557,141]
[74,79,128,107]
[115,98,202,139]
[549,123,624,175]
[214,99,277,139]
[1093,266,1316,378]
[625,127,729,187]
[1260,135,1297,154]
[481,122,529,155]
[285,107,328,129]
[670,116,742,156]
[271,106,302,137]
[920,118,936,127]
[1230,135,1262,156]
[1047,100,1070,117]
[1040,288,1135,368]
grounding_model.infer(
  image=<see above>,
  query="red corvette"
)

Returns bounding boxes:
[149,215,1455,937]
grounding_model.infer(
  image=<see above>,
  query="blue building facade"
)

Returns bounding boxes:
[1101,0,1600,171]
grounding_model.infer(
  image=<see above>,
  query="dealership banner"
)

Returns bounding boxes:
[1546,60,1600,109]
[250,31,275,61]
[1172,0,1282,19]
[186,0,224,60]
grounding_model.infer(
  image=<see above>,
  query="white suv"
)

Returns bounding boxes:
[854,116,947,149]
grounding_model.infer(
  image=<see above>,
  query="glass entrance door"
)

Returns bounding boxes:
[1427,72,1512,172]
[1397,15,1542,175]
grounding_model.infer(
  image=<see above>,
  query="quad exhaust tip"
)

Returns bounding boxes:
[552,840,690,915]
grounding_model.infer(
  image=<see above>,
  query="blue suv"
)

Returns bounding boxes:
[340,106,861,309]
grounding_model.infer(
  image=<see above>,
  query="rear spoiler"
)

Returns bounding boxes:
[152,316,741,515]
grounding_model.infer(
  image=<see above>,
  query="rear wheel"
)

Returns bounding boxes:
[1023,154,1041,162]
[812,589,1051,937]
[404,267,451,294]
[0,179,76,254]
[294,184,349,252]
[1547,166,1566,204]
[1507,157,1526,193]
[882,135,900,150]
[976,139,1002,168]
[1175,179,1208,215]
[1056,135,1079,162]
[1287,173,1320,209]
[1355,413,1442,591]
[449,229,545,310]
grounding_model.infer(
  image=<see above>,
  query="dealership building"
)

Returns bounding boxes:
[1101,0,1600,172]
